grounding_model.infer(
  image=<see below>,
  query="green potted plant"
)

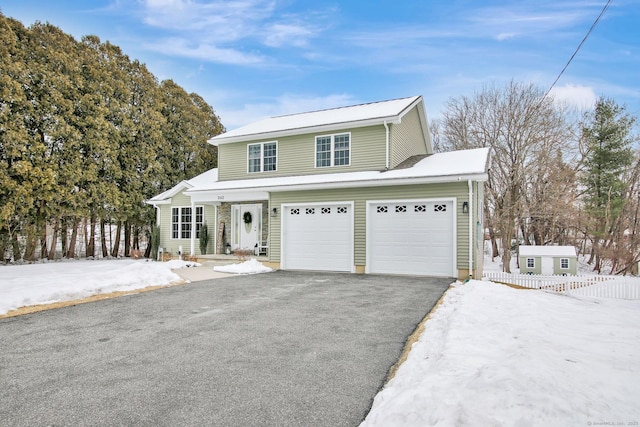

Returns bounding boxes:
[199,222,209,255]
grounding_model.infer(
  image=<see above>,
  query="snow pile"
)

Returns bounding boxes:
[213,258,273,274]
[0,260,182,315]
[164,259,201,269]
[361,280,640,426]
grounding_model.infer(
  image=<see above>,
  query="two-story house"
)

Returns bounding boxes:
[147,95,490,279]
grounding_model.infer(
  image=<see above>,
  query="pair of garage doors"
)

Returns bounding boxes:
[281,200,455,277]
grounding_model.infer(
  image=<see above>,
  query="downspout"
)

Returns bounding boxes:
[468,180,473,279]
[384,121,390,170]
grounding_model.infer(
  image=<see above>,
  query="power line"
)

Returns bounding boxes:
[541,0,613,102]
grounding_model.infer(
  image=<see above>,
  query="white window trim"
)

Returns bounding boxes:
[171,205,204,240]
[526,257,535,269]
[315,132,351,168]
[560,257,570,269]
[247,141,278,173]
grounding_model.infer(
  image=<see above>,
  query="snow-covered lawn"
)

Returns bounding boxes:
[0,259,192,316]
[361,280,640,426]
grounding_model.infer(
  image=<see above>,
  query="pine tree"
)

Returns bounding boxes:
[581,97,635,271]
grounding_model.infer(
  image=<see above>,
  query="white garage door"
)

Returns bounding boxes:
[282,203,353,272]
[368,200,455,277]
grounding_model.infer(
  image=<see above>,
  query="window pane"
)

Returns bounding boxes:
[248,144,262,172]
[333,134,350,166]
[195,206,204,238]
[263,142,277,171]
[316,136,332,167]
[181,207,192,239]
[172,207,179,239]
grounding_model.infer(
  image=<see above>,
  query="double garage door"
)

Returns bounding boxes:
[281,200,455,277]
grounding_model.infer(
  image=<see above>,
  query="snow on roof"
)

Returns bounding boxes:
[187,168,218,188]
[147,168,219,203]
[210,95,422,144]
[519,245,577,257]
[185,147,490,195]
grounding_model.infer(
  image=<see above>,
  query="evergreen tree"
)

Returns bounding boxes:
[581,97,636,271]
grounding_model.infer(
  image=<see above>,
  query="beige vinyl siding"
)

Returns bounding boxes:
[158,191,216,256]
[217,125,387,181]
[269,181,472,270]
[389,107,428,168]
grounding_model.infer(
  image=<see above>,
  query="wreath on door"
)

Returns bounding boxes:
[243,211,253,224]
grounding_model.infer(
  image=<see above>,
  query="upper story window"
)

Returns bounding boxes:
[316,133,350,168]
[248,141,277,173]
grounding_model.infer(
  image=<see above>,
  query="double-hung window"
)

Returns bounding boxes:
[560,258,569,269]
[526,258,535,269]
[171,206,203,239]
[248,141,277,173]
[315,133,350,167]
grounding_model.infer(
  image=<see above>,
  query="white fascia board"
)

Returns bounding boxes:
[185,173,488,198]
[208,116,402,146]
[145,199,172,206]
[263,173,489,192]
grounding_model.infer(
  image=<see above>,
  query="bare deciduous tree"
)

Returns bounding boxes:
[435,80,573,272]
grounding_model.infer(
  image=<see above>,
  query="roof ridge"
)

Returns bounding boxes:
[268,95,419,119]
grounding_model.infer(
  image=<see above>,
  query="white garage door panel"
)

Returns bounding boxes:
[283,204,352,272]
[369,201,454,276]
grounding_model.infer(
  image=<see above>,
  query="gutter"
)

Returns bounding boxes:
[209,116,403,146]
[185,173,489,197]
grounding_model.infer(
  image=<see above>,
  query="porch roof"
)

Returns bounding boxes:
[184,147,490,200]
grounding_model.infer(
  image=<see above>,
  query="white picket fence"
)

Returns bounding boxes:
[483,272,640,300]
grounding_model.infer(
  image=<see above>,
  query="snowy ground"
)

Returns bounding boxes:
[2,256,639,425]
[0,258,270,316]
[361,280,640,426]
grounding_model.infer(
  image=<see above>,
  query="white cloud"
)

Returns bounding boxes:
[218,93,359,129]
[549,84,597,110]
[496,32,517,41]
[144,38,266,65]
[263,23,314,48]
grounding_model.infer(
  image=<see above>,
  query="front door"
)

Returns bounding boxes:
[232,204,262,251]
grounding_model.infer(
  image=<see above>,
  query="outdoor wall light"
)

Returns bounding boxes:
[271,207,278,217]
[462,202,469,214]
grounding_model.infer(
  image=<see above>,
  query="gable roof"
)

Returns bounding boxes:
[519,245,577,257]
[146,168,219,205]
[209,95,425,145]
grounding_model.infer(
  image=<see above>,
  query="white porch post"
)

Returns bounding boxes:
[213,205,218,254]
[190,200,196,255]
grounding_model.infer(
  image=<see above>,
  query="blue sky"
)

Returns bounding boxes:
[2,0,639,130]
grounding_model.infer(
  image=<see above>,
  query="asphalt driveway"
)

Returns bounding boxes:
[0,271,451,426]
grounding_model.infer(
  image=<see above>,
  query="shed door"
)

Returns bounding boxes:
[368,200,455,277]
[282,203,353,272]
